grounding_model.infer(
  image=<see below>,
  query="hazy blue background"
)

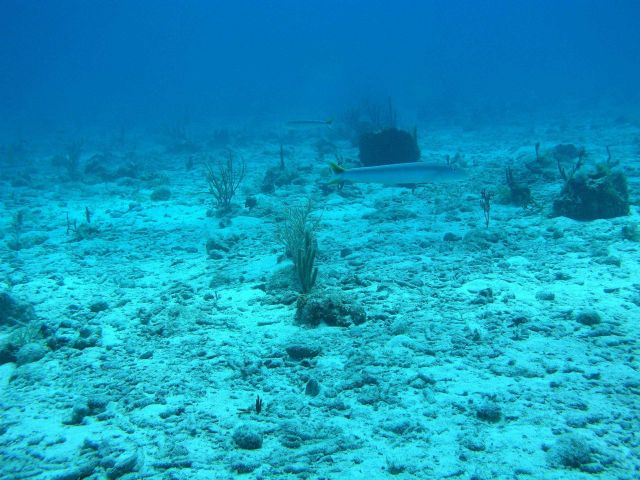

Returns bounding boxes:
[1,0,639,133]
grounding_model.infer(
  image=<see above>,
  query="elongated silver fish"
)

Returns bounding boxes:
[329,161,467,185]
[285,119,332,129]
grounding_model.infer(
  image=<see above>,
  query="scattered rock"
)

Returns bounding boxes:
[536,290,555,301]
[621,222,640,241]
[104,449,143,479]
[548,434,598,471]
[233,424,263,450]
[295,290,366,327]
[232,461,259,473]
[476,402,502,423]
[67,400,91,425]
[206,237,231,260]
[150,187,171,201]
[15,342,46,365]
[49,460,99,480]
[261,166,298,193]
[305,378,320,396]
[90,301,109,313]
[443,232,461,242]
[0,291,37,327]
[340,247,353,257]
[575,310,602,326]
[460,432,486,452]
[463,228,502,247]
[286,344,321,361]
[471,287,494,305]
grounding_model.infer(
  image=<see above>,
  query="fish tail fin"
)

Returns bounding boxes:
[329,162,345,174]
[328,162,345,184]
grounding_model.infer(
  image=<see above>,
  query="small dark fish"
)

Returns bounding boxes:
[285,119,332,129]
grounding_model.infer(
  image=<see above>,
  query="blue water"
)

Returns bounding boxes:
[2,0,639,131]
[1,1,639,479]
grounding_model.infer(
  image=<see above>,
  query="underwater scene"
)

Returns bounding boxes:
[1,1,639,479]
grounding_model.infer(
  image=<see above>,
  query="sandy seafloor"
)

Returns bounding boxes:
[0,116,639,480]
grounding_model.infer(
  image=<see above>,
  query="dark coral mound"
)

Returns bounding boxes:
[553,166,629,220]
[359,128,420,167]
[553,144,583,162]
